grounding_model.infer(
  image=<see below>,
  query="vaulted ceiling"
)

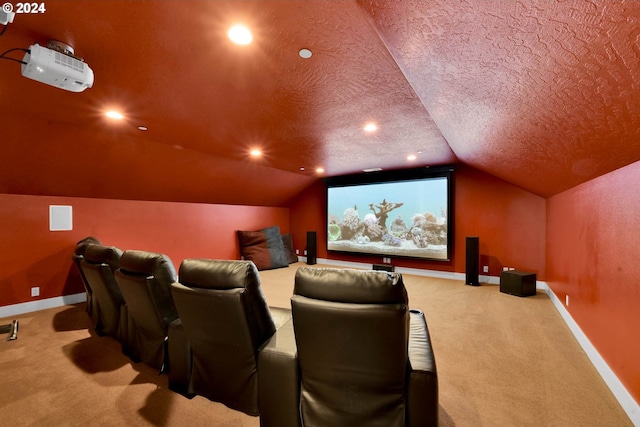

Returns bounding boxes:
[1,0,639,206]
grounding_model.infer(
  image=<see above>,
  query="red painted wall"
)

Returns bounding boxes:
[455,164,546,278]
[0,194,288,307]
[546,160,640,404]
[289,164,546,278]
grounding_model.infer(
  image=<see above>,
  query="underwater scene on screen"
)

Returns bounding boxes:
[327,178,449,260]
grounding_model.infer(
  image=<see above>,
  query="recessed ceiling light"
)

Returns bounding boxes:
[363,167,383,172]
[299,48,312,59]
[363,122,378,132]
[407,154,417,161]
[105,111,124,120]
[138,126,148,131]
[316,167,325,174]
[250,149,262,157]
[299,167,305,171]
[228,24,253,45]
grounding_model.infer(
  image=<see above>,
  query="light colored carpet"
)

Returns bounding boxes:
[0,262,632,426]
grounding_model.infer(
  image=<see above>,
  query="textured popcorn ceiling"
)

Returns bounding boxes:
[360,0,640,196]
[0,0,638,204]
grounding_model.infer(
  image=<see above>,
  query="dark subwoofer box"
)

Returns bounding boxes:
[499,270,536,297]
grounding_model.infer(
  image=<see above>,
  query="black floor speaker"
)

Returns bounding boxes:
[306,231,317,265]
[465,236,480,286]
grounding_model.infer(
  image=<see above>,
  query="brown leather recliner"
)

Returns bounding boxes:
[114,250,182,373]
[79,244,126,340]
[259,267,438,427]
[72,236,102,329]
[170,259,291,416]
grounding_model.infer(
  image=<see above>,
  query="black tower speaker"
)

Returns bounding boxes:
[306,231,317,265]
[465,236,480,286]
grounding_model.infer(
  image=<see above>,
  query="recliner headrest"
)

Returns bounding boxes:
[74,236,101,256]
[294,267,408,304]
[179,259,260,290]
[83,245,123,270]
[119,250,177,283]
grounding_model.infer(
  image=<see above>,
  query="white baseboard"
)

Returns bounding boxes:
[541,283,640,426]
[0,293,86,320]
[304,257,547,287]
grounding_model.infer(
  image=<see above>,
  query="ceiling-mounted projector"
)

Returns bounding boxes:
[21,41,94,92]
[0,9,15,25]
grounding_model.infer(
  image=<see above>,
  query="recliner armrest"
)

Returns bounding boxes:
[407,309,439,427]
[258,317,301,427]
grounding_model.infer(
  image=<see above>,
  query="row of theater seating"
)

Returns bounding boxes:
[72,236,439,427]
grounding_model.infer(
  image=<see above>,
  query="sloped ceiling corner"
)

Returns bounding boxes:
[359,0,640,197]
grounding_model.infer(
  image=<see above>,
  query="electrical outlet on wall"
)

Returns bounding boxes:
[565,295,569,306]
[483,265,489,273]
[31,287,40,297]
[295,249,299,255]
